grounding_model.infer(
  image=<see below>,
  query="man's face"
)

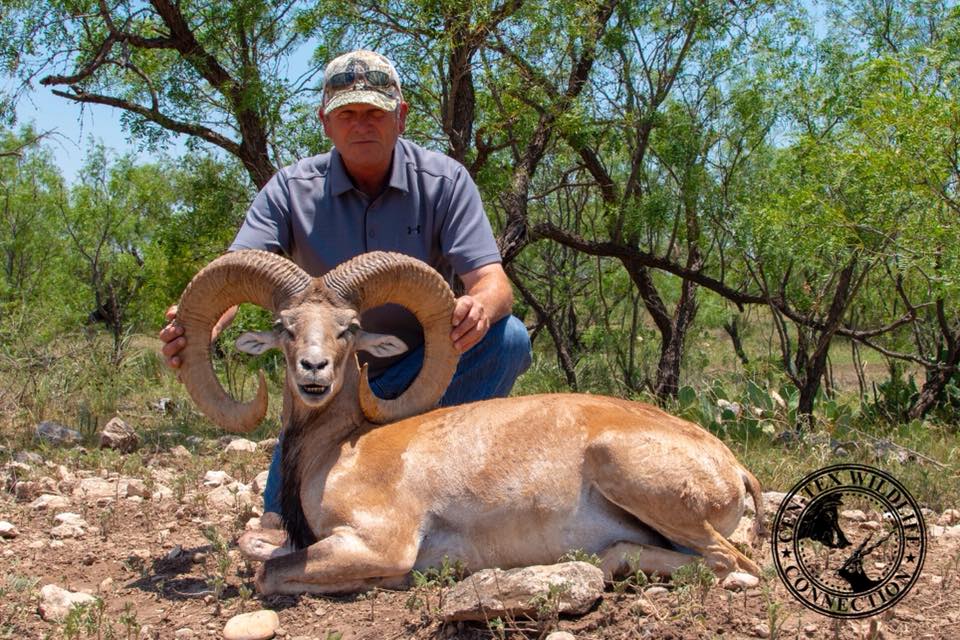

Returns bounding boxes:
[320,102,408,175]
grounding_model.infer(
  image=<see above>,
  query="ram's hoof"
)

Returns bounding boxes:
[238,529,292,562]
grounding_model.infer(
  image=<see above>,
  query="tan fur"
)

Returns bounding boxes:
[243,379,765,594]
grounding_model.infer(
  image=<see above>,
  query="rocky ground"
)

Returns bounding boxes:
[2,420,960,640]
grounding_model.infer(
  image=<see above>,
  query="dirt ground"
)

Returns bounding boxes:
[2,446,960,640]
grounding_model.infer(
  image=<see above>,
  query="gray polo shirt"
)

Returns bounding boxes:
[230,137,501,375]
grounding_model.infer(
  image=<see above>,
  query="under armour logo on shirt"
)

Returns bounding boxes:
[407,225,421,235]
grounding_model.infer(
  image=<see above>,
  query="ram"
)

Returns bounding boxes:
[176,250,763,595]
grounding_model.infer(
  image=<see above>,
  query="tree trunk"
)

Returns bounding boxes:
[908,343,960,419]
[723,315,749,365]
[624,258,699,399]
[794,260,858,429]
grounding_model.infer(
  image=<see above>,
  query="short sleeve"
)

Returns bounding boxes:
[229,170,292,254]
[439,166,502,274]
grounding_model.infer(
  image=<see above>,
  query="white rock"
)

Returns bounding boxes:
[943,525,960,539]
[257,438,279,454]
[644,586,670,597]
[207,484,254,510]
[173,629,196,639]
[760,491,792,514]
[841,509,866,521]
[753,622,771,638]
[73,476,126,503]
[929,525,945,538]
[252,470,270,495]
[222,609,280,640]
[126,479,151,498]
[50,523,85,539]
[545,633,576,640]
[151,468,176,485]
[722,572,760,591]
[30,494,70,510]
[0,521,18,538]
[38,584,96,621]
[99,417,140,453]
[137,625,158,640]
[35,421,82,445]
[224,438,258,454]
[203,470,234,487]
[14,451,43,465]
[441,562,604,622]
[54,513,88,527]
[152,484,174,500]
[938,508,960,526]
[729,516,757,546]
[169,445,192,458]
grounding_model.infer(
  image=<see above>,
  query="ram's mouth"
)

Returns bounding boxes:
[298,384,329,397]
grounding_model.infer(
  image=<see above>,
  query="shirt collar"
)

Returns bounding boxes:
[330,140,409,196]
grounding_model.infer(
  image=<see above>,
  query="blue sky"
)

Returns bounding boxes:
[16,87,186,184]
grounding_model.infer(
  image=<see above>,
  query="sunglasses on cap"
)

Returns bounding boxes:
[326,70,393,90]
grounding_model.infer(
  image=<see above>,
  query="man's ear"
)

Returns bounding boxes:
[236,331,278,355]
[356,331,408,358]
[397,101,409,134]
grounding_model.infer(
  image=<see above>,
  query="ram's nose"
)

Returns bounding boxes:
[299,357,329,372]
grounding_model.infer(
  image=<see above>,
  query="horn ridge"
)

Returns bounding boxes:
[176,250,311,433]
[322,252,459,423]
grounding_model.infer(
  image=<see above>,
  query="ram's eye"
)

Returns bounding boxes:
[339,322,360,339]
[274,320,293,337]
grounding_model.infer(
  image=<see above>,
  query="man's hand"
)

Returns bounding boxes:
[159,304,238,369]
[450,295,490,353]
[160,305,185,368]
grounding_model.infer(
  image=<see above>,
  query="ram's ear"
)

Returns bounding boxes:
[236,331,279,355]
[356,331,408,358]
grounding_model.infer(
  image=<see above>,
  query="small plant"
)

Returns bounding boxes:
[172,473,188,503]
[529,582,570,634]
[98,505,115,541]
[324,632,343,640]
[61,598,110,640]
[117,602,140,640]
[236,583,254,612]
[611,551,650,594]
[486,616,506,640]
[760,565,788,640]
[0,572,39,637]
[405,556,466,617]
[201,525,232,616]
[558,548,602,566]
[671,559,716,606]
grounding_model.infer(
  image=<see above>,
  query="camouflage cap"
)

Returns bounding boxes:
[322,50,403,114]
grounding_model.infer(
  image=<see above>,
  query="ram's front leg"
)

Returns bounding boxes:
[256,526,418,595]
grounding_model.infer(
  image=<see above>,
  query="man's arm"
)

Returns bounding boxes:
[450,262,514,353]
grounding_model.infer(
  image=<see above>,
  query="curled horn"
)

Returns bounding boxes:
[176,250,311,432]
[323,251,459,423]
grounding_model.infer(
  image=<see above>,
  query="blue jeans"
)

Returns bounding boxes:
[262,315,532,514]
